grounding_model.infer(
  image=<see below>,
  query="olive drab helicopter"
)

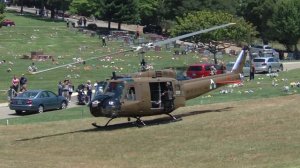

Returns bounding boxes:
[88,23,249,127]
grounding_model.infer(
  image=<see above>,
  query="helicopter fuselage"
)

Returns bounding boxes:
[89,47,246,120]
[89,71,241,118]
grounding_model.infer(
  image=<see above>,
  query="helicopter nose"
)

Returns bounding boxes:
[90,97,121,118]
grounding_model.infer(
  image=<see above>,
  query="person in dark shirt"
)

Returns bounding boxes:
[19,74,28,92]
[250,64,255,80]
[161,82,174,112]
[86,80,93,102]
[102,36,107,47]
[58,81,63,96]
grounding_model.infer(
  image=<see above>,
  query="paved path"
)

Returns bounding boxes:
[282,62,300,71]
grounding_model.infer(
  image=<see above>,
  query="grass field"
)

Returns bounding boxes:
[1,11,300,168]
[1,95,300,168]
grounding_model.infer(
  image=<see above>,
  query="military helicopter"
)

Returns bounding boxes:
[88,23,248,127]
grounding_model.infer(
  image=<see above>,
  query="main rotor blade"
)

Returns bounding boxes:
[153,23,236,46]
[30,50,132,74]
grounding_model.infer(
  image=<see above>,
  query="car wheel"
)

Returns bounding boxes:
[7,24,11,27]
[268,67,272,73]
[15,110,22,115]
[38,105,44,113]
[60,101,67,109]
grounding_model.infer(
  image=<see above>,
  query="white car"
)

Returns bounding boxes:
[250,45,279,59]
[252,57,283,73]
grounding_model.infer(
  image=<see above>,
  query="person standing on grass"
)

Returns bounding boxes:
[11,75,20,96]
[86,80,93,102]
[250,64,255,80]
[58,81,63,96]
[102,36,107,47]
[83,17,87,27]
[62,80,70,101]
[68,81,74,102]
[66,19,70,28]
[19,74,28,92]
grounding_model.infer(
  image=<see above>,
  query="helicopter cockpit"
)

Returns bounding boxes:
[104,81,125,99]
[89,81,125,118]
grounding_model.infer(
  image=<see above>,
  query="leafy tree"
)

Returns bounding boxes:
[237,0,278,43]
[94,0,139,30]
[138,0,241,32]
[0,3,5,28]
[0,2,5,14]
[171,11,257,64]
[119,0,139,26]
[138,0,159,25]
[268,0,300,52]
[69,0,96,16]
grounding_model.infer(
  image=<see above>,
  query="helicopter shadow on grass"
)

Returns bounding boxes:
[15,106,234,142]
[95,106,235,130]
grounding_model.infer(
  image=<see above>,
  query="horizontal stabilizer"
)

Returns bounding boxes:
[216,80,242,84]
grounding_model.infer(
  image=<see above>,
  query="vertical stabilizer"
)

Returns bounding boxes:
[232,48,247,74]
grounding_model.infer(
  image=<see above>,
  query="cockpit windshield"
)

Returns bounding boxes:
[94,81,107,97]
[104,81,125,98]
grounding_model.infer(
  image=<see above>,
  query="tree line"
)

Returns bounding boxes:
[2,0,300,53]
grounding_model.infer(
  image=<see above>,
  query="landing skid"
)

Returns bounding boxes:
[91,122,103,128]
[134,117,146,127]
[166,113,182,122]
[92,114,182,128]
[91,117,115,128]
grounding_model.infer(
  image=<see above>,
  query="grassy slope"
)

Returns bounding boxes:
[1,95,300,168]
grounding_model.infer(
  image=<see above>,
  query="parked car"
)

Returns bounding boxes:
[186,64,224,79]
[143,24,162,35]
[9,90,68,115]
[57,10,70,18]
[250,44,279,59]
[252,57,283,73]
[226,61,251,77]
[3,0,11,6]
[1,19,15,26]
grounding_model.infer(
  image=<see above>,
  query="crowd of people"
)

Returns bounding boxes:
[9,74,28,99]
[57,79,74,102]
[8,70,103,104]
[57,79,97,104]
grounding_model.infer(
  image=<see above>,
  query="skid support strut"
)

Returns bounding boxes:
[92,117,116,128]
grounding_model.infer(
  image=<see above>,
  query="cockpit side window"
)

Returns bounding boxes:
[105,82,124,98]
[126,87,136,101]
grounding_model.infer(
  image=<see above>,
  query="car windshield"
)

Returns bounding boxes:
[17,91,39,98]
[104,81,124,98]
[188,66,202,71]
[264,46,272,49]
[253,59,265,62]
